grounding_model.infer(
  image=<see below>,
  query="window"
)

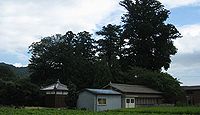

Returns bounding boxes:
[131,99,134,103]
[62,91,68,95]
[56,91,62,95]
[46,91,55,94]
[46,91,51,94]
[126,99,130,103]
[98,98,106,105]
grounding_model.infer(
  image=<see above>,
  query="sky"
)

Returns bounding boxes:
[0,0,200,86]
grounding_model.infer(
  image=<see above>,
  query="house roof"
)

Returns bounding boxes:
[106,83,162,94]
[40,79,68,91]
[85,88,121,95]
[182,86,200,91]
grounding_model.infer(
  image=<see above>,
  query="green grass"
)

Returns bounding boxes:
[115,106,200,115]
[0,106,200,115]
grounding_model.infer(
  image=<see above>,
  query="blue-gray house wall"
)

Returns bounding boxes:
[77,91,121,111]
[77,91,96,111]
[96,95,121,111]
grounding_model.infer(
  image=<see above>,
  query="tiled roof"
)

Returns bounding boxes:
[40,79,68,91]
[85,88,121,95]
[182,86,200,90]
[108,83,162,94]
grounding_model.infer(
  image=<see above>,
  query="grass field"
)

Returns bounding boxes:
[0,106,200,115]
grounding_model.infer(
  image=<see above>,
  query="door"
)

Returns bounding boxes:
[125,98,135,108]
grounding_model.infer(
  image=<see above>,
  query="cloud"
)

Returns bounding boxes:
[175,24,200,54]
[168,53,200,85]
[159,0,200,9]
[167,24,200,85]
[0,0,123,64]
[13,63,27,67]
[168,53,200,76]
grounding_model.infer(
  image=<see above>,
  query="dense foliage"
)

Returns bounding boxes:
[0,65,41,106]
[29,31,97,89]
[120,0,181,71]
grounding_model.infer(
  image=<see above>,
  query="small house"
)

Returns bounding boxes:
[77,88,121,111]
[103,83,163,108]
[182,85,200,105]
[40,79,68,107]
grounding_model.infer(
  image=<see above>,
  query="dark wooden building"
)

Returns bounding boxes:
[182,86,200,105]
[40,80,68,107]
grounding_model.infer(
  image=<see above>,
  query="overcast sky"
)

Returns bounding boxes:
[0,0,200,86]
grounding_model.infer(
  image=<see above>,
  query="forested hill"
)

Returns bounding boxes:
[0,62,29,77]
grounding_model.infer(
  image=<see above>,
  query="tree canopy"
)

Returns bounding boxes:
[120,0,181,71]
[29,31,97,90]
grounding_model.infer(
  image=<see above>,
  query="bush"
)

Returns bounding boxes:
[0,78,43,106]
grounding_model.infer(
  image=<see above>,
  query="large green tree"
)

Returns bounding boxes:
[29,31,97,90]
[96,24,123,81]
[120,0,181,71]
[96,24,123,67]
